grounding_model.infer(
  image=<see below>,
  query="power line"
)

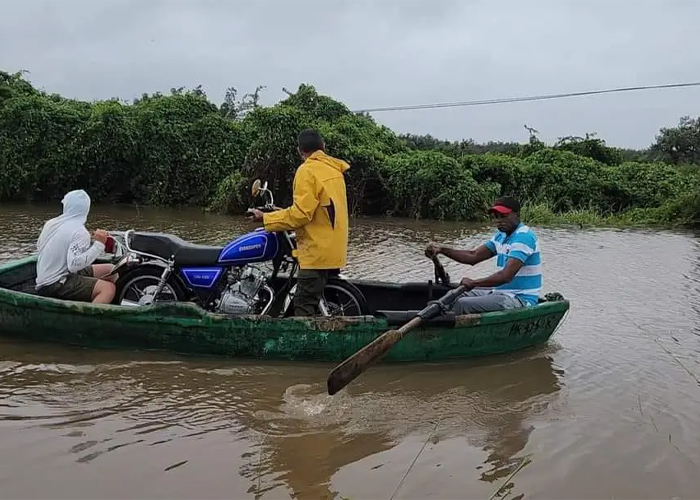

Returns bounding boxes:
[351,81,700,113]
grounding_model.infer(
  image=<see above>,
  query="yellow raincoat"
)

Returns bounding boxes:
[263,150,350,270]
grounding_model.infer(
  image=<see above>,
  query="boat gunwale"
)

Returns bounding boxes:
[0,255,570,331]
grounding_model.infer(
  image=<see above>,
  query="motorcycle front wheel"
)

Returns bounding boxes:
[322,279,370,316]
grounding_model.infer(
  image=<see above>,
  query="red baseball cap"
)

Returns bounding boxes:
[488,196,520,215]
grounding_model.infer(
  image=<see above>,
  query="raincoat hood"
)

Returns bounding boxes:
[307,150,350,174]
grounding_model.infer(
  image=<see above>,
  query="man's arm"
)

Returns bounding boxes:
[262,167,319,232]
[436,243,495,266]
[67,229,105,273]
[466,258,525,288]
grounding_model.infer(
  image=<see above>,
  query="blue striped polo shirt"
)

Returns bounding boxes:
[483,223,542,306]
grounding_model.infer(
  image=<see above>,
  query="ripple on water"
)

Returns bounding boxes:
[0,356,262,469]
[1,206,700,498]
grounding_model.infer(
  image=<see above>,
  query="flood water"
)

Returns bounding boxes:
[1,203,700,499]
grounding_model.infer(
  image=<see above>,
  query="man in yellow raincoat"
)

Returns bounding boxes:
[248,129,350,316]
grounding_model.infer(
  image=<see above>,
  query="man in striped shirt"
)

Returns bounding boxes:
[425,196,542,314]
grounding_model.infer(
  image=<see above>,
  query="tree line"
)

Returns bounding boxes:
[1,69,699,226]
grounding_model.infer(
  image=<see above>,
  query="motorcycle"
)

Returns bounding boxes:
[105,179,369,318]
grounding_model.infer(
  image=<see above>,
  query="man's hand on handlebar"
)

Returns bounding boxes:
[246,208,265,223]
[92,229,109,244]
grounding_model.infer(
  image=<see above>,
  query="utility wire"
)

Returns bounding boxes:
[351,81,700,113]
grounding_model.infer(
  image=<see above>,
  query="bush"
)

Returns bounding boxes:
[464,153,526,197]
[2,68,700,228]
[513,149,614,212]
[603,161,687,210]
[209,170,249,214]
[382,151,497,220]
[0,93,91,201]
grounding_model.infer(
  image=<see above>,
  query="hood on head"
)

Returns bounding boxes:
[308,150,350,173]
[61,189,91,221]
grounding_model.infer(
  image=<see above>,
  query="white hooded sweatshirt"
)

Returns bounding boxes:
[35,190,105,289]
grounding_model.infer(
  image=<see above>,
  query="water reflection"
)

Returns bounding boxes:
[0,338,562,500]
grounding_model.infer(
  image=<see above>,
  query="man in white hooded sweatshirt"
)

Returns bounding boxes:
[35,190,116,304]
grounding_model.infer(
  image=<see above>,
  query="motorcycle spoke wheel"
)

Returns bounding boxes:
[322,284,363,317]
[118,275,179,306]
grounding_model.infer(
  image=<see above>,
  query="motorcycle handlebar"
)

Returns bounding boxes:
[245,205,280,217]
[245,206,280,217]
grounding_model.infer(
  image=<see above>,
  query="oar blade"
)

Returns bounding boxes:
[327,329,404,395]
[325,285,466,396]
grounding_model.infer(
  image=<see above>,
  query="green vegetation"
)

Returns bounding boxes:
[2,69,700,228]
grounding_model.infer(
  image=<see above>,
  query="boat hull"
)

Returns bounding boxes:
[0,256,570,363]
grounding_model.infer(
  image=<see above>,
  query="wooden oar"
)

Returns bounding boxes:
[326,283,467,395]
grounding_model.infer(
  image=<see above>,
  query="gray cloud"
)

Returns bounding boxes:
[2,0,699,148]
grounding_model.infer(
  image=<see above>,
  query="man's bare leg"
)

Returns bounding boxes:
[91,264,117,283]
[91,279,116,304]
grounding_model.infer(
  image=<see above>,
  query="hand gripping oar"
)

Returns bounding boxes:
[326,283,467,395]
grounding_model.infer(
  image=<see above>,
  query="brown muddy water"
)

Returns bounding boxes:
[1,203,700,500]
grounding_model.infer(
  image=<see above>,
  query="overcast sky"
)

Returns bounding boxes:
[2,0,699,149]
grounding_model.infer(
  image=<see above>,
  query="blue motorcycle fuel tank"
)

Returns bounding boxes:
[218,228,280,264]
[178,229,280,290]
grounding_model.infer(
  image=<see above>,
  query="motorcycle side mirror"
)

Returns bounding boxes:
[251,179,262,198]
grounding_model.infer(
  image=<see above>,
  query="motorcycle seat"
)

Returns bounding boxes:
[129,232,223,266]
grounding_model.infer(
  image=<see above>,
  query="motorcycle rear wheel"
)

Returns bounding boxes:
[114,266,187,306]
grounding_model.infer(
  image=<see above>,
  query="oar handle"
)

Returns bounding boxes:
[417,284,466,320]
[431,255,450,285]
[439,284,466,303]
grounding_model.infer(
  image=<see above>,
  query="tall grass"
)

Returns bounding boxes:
[520,199,698,228]
[521,201,610,227]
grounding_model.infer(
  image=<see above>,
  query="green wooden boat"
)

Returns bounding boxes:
[0,255,569,363]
